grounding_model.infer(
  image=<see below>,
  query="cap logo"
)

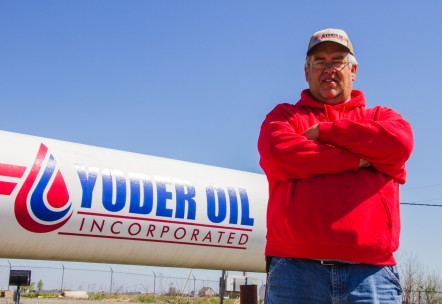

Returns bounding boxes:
[315,33,344,42]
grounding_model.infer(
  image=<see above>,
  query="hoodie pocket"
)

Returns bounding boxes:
[287,171,397,254]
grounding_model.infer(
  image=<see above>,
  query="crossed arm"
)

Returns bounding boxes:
[258,105,413,183]
[303,124,372,169]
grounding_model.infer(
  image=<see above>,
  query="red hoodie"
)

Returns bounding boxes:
[258,90,414,265]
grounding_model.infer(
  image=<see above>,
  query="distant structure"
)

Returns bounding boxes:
[198,287,215,297]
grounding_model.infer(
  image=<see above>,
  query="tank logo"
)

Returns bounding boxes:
[0,144,73,233]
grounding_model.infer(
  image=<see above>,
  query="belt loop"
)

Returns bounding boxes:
[265,256,273,273]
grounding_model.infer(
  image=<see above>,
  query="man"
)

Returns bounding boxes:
[258,28,414,303]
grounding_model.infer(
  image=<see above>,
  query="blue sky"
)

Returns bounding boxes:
[1,0,442,289]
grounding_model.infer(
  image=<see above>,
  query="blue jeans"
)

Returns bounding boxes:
[266,257,402,304]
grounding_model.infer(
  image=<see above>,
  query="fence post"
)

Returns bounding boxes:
[7,261,11,291]
[109,267,114,295]
[61,264,65,292]
[152,271,156,296]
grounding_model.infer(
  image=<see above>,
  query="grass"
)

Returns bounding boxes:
[22,292,241,303]
[102,294,239,303]
[21,292,59,298]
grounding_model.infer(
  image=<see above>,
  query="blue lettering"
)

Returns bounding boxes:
[129,174,154,215]
[206,186,227,223]
[227,187,238,224]
[76,165,98,208]
[175,182,196,219]
[239,188,254,226]
[156,178,173,217]
[102,169,126,212]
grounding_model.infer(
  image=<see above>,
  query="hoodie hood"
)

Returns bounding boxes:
[297,89,366,111]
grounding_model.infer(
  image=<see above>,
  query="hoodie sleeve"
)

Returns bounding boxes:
[258,104,360,181]
[318,106,414,183]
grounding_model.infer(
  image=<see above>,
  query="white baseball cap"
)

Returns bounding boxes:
[307,28,354,55]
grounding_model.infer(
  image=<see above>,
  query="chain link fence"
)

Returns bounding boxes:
[0,261,226,296]
[5,261,440,303]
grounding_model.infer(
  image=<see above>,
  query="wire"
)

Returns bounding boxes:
[400,183,442,207]
[406,198,442,203]
[401,197,442,207]
[401,202,442,207]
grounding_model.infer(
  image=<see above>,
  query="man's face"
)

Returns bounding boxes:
[305,42,357,105]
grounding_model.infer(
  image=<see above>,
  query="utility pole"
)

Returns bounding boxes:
[220,270,226,304]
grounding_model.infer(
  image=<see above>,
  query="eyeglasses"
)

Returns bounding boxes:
[311,60,350,71]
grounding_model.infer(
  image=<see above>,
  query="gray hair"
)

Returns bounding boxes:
[347,54,358,67]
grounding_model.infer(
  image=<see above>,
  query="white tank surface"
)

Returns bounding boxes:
[0,130,267,272]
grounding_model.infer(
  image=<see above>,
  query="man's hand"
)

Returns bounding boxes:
[359,158,372,168]
[303,124,372,169]
[303,124,319,140]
